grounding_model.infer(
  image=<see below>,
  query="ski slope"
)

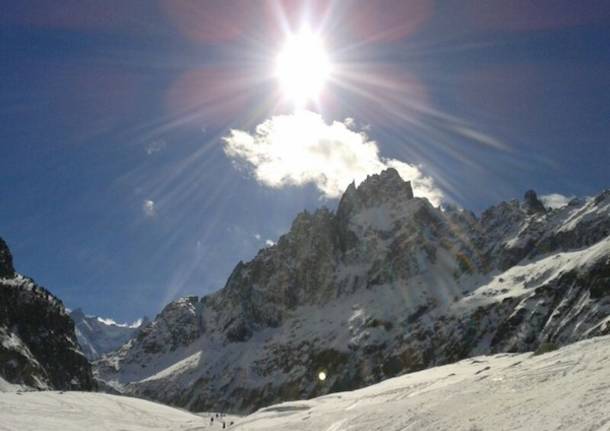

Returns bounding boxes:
[2,335,610,430]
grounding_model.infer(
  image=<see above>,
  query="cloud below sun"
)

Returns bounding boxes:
[223,110,443,206]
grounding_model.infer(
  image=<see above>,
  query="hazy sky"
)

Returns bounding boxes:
[1,1,609,321]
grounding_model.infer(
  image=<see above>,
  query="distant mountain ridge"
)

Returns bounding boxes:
[94,168,610,413]
[70,309,146,360]
[0,237,95,390]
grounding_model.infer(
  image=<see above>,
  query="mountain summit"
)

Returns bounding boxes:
[0,238,15,278]
[338,168,414,217]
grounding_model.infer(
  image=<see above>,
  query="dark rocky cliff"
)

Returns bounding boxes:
[0,237,95,390]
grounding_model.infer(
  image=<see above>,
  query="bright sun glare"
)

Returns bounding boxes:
[275,28,331,107]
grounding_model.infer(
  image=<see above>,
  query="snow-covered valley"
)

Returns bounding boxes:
[2,335,610,430]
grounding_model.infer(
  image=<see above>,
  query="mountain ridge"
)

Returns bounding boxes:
[95,169,610,413]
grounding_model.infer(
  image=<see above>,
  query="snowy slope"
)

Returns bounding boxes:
[95,170,610,413]
[233,335,610,431]
[3,335,610,430]
[0,388,216,431]
[70,309,144,360]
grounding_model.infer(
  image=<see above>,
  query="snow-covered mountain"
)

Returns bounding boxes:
[70,309,146,360]
[95,168,610,413]
[3,335,610,430]
[0,237,95,390]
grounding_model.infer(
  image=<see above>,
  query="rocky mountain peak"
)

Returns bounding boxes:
[337,168,414,222]
[0,237,15,278]
[132,295,202,354]
[523,189,546,215]
[356,168,414,202]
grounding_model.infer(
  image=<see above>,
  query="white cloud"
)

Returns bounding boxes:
[222,111,443,205]
[143,200,156,217]
[540,193,573,209]
[265,239,275,247]
[254,233,261,240]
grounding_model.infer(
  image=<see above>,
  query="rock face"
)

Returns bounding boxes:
[0,238,15,278]
[70,309,145,361]
[0,238,95,390]
[95,170,610,413]
[523,189,546,215]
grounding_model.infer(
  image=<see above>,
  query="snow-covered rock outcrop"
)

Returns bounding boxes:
[95,169,610,413]
[0,237,95,390]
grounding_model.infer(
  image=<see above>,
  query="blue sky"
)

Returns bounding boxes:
[1,1,609,321]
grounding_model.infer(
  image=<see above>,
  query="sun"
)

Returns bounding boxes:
[275,28,332,107]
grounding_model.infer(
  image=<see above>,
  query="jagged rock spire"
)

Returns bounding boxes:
[0,237,15,278]
[337,168,414,221]
[523,190,546,215]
